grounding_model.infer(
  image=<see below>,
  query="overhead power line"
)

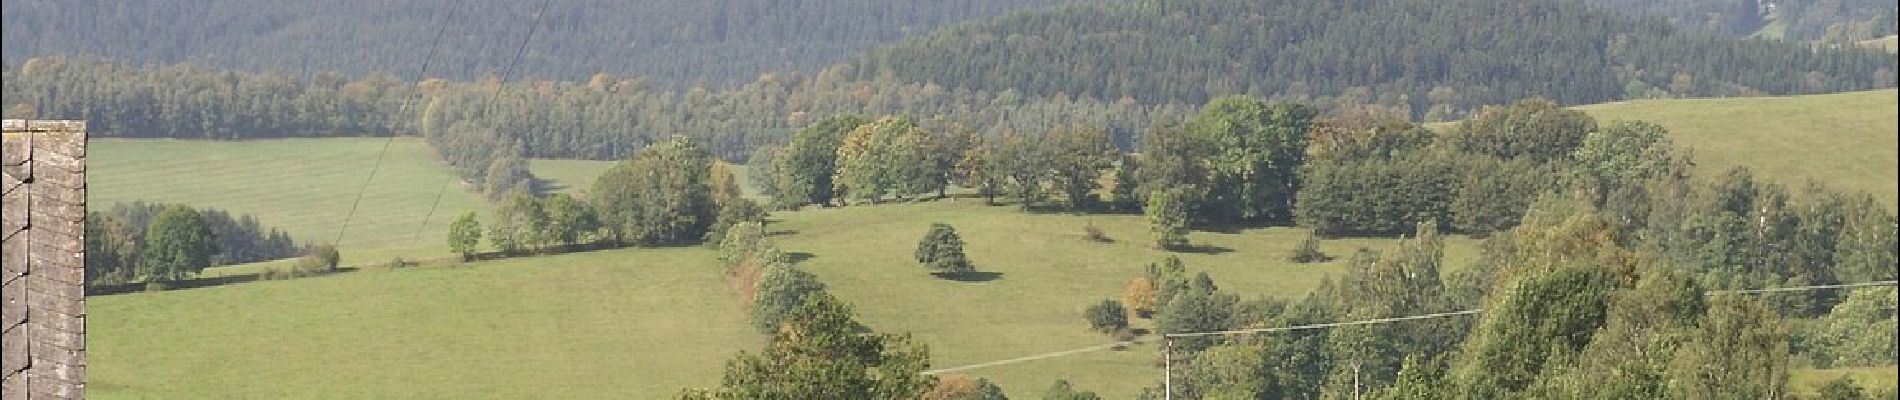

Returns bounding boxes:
[1162,309,1484,339]
[332,0,464,246]
[411,0,556,245]
[1709,280,1898,295]
[921,279,1898,376]
[924,337,1157,376]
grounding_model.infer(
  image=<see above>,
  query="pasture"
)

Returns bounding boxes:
[1577,89,1898,211]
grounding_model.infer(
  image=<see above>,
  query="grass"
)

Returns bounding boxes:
[1576,89,1898,211]
[530,158,763,200]
[90,138,492,263]
[1751,12,1787,40]
[527,158,614,195]
[87,247,756,399]
[90,192,1476,398]
[104,96,1897,396]
[763,200,1479,397]
[1862,35,1899,53]
[1791,366,1900,397]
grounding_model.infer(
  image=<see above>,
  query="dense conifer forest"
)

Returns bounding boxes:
[0,0,1099,86]
[852,0,1896,114]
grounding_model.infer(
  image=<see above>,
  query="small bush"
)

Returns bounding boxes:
[1123,277,1157,319]
[260,266,291,281]
[1084,223,1111,243]
[924,374,1008,400]
[1288,231,1332,263]
[280,244,344,278]
[382,256,416,269]
[1817,376,1867,400]
[1084,299,1129,333]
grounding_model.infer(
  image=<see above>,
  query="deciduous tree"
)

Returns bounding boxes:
[752,265,827,334]
[140,205,219,283]
[447,211,483,261]
[689,293,935,399]
[592,136,717,246]
[1147,189,1190,250]
[1083,299,1129,333]
[1046,125,1117,211]
[543,193,600,246]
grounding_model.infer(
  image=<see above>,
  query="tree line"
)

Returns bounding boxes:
[85,202,306,289]
[0,0,1102,87]
[3,57,1194,200]
[1583,0,1898,42]
[852,0,1897,117]
[444,136,768,260]
[1113,209,1893,399]
[737,93,1895,315]
[697,92,1893,398]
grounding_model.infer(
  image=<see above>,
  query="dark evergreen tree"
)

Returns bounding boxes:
[916,223,975,276]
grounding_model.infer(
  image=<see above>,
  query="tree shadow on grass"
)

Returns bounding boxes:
[1193,221,1289,234]
[932,271,1004,282]
[784,251,817,264]
[767,229,800,237]
[1169,244,1234,254]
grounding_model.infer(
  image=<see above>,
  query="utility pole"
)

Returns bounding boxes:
[1164,337,1173,400]
[1353,362,1362,400]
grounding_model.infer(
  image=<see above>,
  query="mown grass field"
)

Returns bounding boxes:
[90,140,1486,398]
[88,247,755,399]
[768,200,1481,396]
[90,138,492,263]
[90,191,1479,398]
[1576,89,1899,211]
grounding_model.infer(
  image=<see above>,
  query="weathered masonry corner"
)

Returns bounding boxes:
[3,119,87,399]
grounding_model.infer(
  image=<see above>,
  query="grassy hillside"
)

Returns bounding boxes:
[89,138,491,263]
[88,247,755,399]
[768,200,1480,396]
[90,190,1481,398]
[1863,35,1899,53]
[91,135,1894,397]
[1576,89,1899,210]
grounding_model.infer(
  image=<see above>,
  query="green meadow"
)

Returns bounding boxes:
[1577,89,1898,211]
[89,138,492,263]
[84,89,1899,397]
[87,172,1483,398]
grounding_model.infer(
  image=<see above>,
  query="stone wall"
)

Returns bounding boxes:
[2,119,87,399]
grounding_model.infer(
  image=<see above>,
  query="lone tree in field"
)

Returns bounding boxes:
[1148,189,1190,250]
[447,211,483,261]
[140,205,219,283]
[1288,230,1331,263]
[916,223,974,276]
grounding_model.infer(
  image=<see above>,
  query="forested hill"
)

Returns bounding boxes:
[850,0,1898,116]
[1580,0,1895,40]
[0,0,1097,86]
